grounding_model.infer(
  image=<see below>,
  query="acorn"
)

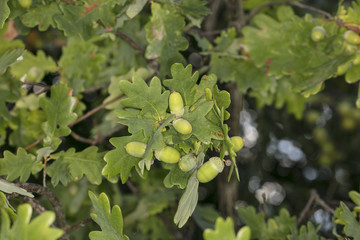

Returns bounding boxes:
[196,157,224,183]
[169,92,184,117]
[173,118,192,135]
[155,146,181,164]
[125,142,147,158]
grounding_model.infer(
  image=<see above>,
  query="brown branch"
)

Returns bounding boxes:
[65,217,93,234]
[22,82,51,90]
[83,83,110,93]
[115,29,145,55]
[24,94,124,150]
[297,190,316,225]
[24,137,44,151]
[68,94,124,127]
[313,190,336,215]
[204,0,223,41]
[70,131,97,145]
[97,20,144,55]
[15,183,67,231]
[60,0,76,5]
[126,180,139,195]
[297,190,335,226]
[244,1,333,27]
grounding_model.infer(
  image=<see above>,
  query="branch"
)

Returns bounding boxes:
[244,1,333,25]
[97,20,144,55]
[60,0,76,5]
[70,131,97,145]
[65,217,93,234]
[68,94,124,127]
[15,183,67,231]
[297,189,335,225]
[83,83,110,93]
[24,94,124,150]
[24,137,44,151]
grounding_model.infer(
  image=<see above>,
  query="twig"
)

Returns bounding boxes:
[24,94,124,150]
[24,137,44,151]
[60,0,76,5]
[24,196,47,215]
[15,183,67,231]
[70,131,97,145]
[313,190,336,215]
[22,82,51,91]
[126,180,139,194]
[244,1,333,25]
[297,190,335,225]
[43,156,48,187]
[65,217,93,234]
[297,190,316,225]
[97,20,144,55]
[237,0,246,31]
[68,94,124,127]
[203,0,223,41]
[114,29,145,55]
[83,83,110,93]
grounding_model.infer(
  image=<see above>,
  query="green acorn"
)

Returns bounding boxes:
[178,154,197,172]
[125,141,147,158]
[344,30,360,45]
[18,0,32,8]
[155,146,181,164]
[169,92,184,117]
[236,226,251,240]
[196,157,224,183]
[311,26,326,42]
[230,136,244,152]
[173,118,192,135]
[336,61,352,76]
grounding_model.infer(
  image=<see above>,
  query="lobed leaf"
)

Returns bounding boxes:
[88,191,129,240]
[145,2,188,76]
[102,131,147,183]
[0,204,63,240]
[0,148,42,182]
[47,147,105,187]
[39,83,77,148]
[203,217,236,240]
[0,0,10,29]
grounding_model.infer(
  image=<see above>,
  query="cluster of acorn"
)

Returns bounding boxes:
[311,25,360,76]
[124,91,244,183]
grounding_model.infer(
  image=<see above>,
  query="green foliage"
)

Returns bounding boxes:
[0,204,63,240]
[0,0,10,28]
[333,191,360,239]
[0,148,41,182]
[0,179,33,197]
[0,48,24,74]
[47,146,105,187]
[173,169,199,228]
[145,2,188,76]
[10,50,57,82]
[203,217,237,240]
[39,83,77,148]
[88,191,129,240]
[103,130,147,183]
[237,206,298,239]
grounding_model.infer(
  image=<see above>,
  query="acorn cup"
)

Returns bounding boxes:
[178,154,197,172]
